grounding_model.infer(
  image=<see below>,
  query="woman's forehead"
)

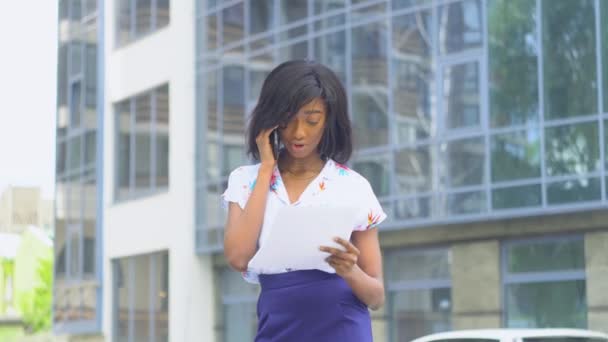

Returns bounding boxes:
[297,98,326,114]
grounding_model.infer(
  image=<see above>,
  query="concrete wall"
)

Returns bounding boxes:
[585,231,608,333]
[102,0,215,341]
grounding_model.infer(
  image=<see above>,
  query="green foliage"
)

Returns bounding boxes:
[18,258,52,334]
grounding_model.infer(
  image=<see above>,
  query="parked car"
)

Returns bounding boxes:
[410,329,608,342]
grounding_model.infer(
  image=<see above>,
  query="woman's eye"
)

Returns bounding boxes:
[307,121,319,125]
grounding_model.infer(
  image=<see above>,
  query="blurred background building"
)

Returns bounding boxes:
[54,0,608,341]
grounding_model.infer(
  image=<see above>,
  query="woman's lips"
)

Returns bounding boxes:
[292,143,305,151]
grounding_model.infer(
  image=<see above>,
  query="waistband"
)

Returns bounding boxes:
[258,270,340,291]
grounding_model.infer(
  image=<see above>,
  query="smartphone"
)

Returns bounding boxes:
[270,129,280,160]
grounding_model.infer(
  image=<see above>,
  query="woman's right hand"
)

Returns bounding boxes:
[256,126,278,168]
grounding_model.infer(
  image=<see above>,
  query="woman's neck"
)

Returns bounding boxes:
[279,153,325,176]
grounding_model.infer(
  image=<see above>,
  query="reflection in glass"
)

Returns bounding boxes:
[250,0,274,35]
[392,11,434,143]
[603,1,608,111]
[280,0,308,25]
[438,0,482,54]
[117,102,131,198]
[278,41,308,63]
[395,196,432,220]
[506,281,586,328]
[352,91,388,148]
[542,0,596,119]
[114,259,130,342]
[544,122,599,177]
[443,61,480,129]
[222,269,259,342]
[352,154,391,197]
[547,177,601,205]
[314,0,346,15]
[222,3,244,47]
[135,94,152,189]
[491,130,540,182]
[390,288,452,342]
[222,65,245,177]
[314,30,347,85]
[133,256,152,340]
[387,249,451,282]
[156,86,170,187]
[492,184,541,210]
[447,137,485,187]
[157,0,170,28]
[488,0,538,127]
[448,190,486,215]
[395,145,432,194]
[506,238,584,273]
[135,0,152,36]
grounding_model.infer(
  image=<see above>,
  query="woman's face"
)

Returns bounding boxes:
[279,97,327,160]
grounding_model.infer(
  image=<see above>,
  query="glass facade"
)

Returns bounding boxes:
[113,251,170,342]
[114,84,170,201]
[502,237,587,328]
[216,268,260,342]
[386,248,452,342]
[195,0,608,253]
[115,0,170,47]
[55,0,102,331]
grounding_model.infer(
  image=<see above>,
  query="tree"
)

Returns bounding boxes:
[18,258,52,333]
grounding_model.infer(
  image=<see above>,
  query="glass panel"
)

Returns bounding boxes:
[153,253,169,342]
[352,153,391,197]
[84,131,96,166]
[206,13,218,51]
[57,43,69,138]
[116,101,132,198]
[352,20,389,147]
[395,145,432,194]
[492,184,541,210]
[222,65,245,177]
[314,0,345,15]
[280,0,308,25]
[206,70,220,182]
[206,183,222,228]
[448,190,486,215]
[133,255,152,341]
[135,94,152,189]
[547,177,601,205]
[395,196,432,220]
[438,0,482,54]
[390,288,452,342]
[506,280,586,328]
[82,178,96,277]
[544,122,599,177]
[491,130,540,182]
[114,259,130,342]
[223,3,244,46]
[70,0,83,22]
[446,137,485,187]
[602,1,608,111]
[225,303,258,342]
[57,140,67,175]
[488,0,538,127]
[542,0,597,119]
[135,0,152,36]
[250,0,274,35]
[156,85,170,188]
[387,249,451,282]
[84,0,96,16]
[248,67,271,105]
[443,61,480,129]
[392,11,434,144]
[352,2,386,24]
[507,238,585,273]
[314,30,347,85]
[222,268,260,297]
[278,40,308,62]
[392,0,432,10]
[84,42,97,129]
[70,80,83,128]
[117,0,131,46]
[68,135,82,172]
[157,0,170,28]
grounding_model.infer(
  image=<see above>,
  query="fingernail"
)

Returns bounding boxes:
[334,237,340,242]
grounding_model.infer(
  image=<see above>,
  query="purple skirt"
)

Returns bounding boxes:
[255,270,372,342]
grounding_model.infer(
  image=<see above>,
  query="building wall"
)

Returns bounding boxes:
[0,187,50,234]
[585,231,608,333]
[101,0,215,340]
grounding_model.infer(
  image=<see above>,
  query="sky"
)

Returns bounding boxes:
[0,2,58,199]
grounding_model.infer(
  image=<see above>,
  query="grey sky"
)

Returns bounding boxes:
[0,2,57,198]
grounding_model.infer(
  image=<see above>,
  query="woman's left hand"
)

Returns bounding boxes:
[320,237,360,278]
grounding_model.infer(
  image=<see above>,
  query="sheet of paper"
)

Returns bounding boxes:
[248,205,360,272]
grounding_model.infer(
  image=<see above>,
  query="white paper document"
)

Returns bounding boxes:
[248,205,360,273]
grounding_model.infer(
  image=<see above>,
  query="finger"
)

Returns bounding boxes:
[259,125,279,138]
[333,237,360,256]
[319,246,347,256]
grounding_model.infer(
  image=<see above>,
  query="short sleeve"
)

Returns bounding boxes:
[353,180,387,231]
[221,167,249,210]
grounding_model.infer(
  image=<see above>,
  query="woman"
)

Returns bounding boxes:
[222,60,387,341]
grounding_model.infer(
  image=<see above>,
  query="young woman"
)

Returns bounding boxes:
[222,60,387,341]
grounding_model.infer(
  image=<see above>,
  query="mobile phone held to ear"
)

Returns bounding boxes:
[270,129,280,160]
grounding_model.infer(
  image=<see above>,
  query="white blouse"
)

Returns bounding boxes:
[222,159,387,283]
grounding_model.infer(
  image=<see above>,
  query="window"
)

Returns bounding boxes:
[115,0,171,47]
[114,84,170,201]
[386,248,452,342]
[113,251,169,342]
[218,268,259,342]
[503,237,587,328]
